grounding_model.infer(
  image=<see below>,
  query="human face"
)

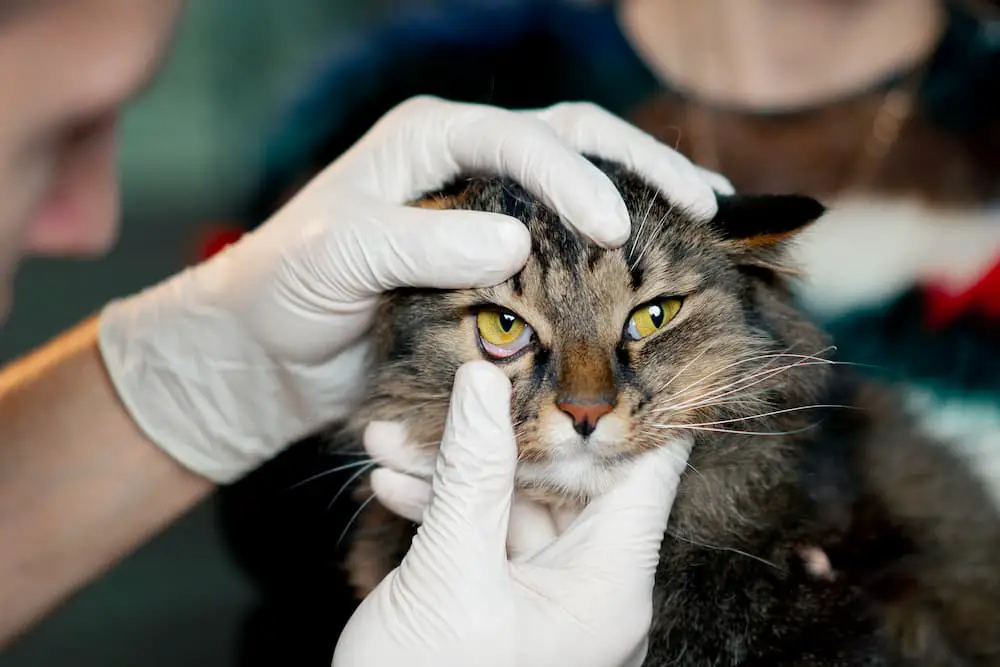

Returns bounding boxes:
[0,0,182,316]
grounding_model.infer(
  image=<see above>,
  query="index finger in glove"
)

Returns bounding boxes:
[411,361,519,573]
[326,96,633,248]
[529,102,735,220]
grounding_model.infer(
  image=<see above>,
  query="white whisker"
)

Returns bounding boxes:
[286,458,380,491]
[648,392,774,420]
[628,186,659,263]
[660,403,854,428]
[327,460,378,511]
[336,493,379,551]
[666,348,836,401]
[667,360,834,413]
[652,423,819,437]
[668,531,780,570]
[657,340,720,393]
[630,204,675,271]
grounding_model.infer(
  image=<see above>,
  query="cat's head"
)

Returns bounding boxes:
[340,158,829,506]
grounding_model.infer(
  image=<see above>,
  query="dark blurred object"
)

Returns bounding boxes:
[217,436,362,666]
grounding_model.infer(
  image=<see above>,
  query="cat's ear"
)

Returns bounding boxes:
[711,194,826,248]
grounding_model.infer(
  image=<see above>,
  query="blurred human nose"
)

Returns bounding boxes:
[25,113,121,257]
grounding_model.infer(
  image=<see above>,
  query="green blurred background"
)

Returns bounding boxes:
[0,2,398,665]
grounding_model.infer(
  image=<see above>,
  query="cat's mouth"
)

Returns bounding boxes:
[382,402,668,504]
[510,407,676,502]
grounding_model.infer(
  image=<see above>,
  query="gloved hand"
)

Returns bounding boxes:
[333,361,691,667]
[99,95,730,483]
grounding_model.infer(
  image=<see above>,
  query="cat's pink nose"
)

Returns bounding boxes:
[556,400,614,437]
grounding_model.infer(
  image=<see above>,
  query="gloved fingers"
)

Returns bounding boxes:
[581,437,692,519]
[328,204,531,297]
[532,440,692,579]
[329,96,633,248]
[363,420,436,523]
[411,361,519,571]
[363,421,437,480]
[528,102,734,219]
[506,494,559,562]
[369,467,432,524]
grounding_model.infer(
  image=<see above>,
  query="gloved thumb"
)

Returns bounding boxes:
[409,361,518,575]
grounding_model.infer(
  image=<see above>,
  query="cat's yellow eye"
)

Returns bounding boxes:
[476,309,533,359]
[625,299,683,341]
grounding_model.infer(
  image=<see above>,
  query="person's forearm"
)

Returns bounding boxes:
[0,317,213,647]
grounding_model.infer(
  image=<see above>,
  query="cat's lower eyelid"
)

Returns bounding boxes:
[478,327,534,361]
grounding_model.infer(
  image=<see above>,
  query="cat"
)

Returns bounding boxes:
[324,157,1000,666]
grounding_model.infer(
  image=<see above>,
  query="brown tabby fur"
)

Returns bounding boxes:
[327,158,1000,665]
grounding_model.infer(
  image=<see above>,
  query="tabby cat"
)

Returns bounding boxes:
[322,158,1000,666]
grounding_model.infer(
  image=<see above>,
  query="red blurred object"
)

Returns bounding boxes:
[924,254,1000,329]
[194,224,245,263]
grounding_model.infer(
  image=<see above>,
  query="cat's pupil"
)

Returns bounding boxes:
[500,313,516,332]
[649,304,665,328]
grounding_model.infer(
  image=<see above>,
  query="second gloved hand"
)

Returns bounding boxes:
[333,361,693,667]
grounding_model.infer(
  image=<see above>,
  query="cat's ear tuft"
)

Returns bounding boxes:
[711,194,826,247]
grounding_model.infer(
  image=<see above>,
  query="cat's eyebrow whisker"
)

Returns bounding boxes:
[659,403,855,428]
[630,202,675,271]
[336,493,379,552]
[668,348,842,405]
[628,186,660,263]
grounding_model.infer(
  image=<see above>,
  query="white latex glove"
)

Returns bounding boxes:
[333,361,692,667]
[99,95,730,483]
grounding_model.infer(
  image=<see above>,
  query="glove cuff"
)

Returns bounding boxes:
[97,275,280,484]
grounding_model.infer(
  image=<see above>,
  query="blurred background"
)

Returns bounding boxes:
[1,0,997,665]
[0,2,402,665]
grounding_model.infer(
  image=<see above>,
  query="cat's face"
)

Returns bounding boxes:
[346,160,827,506]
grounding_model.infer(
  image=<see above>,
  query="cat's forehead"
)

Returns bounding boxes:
[450,176,724,342]
[417,165,731,330]
[516,174,720,293]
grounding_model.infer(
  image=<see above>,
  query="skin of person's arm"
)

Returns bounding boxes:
[0,316,213,648]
